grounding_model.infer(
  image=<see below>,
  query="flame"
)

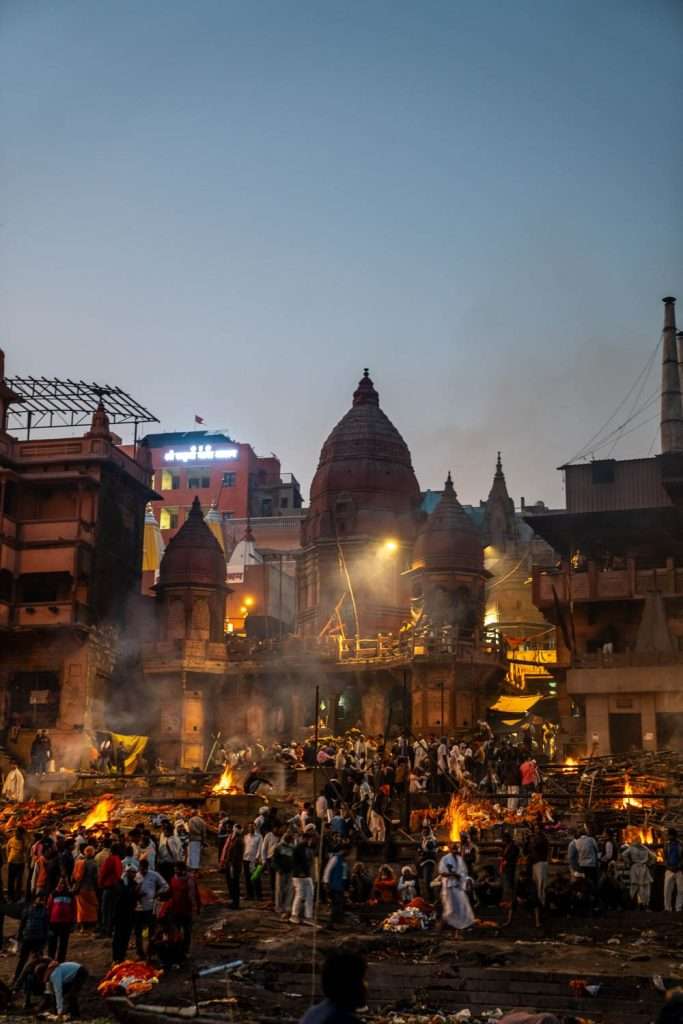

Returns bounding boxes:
[564,757,577,766]
[444,794,470,843]
[212,765,236,794]
[622,775,643,809]
[624,824,653,844]
[82,797,116,829]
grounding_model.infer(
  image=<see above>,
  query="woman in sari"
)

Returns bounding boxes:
[72,846,98,930]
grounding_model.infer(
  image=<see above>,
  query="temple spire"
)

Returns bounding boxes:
[660,297,683,454]
[352,368,379,407]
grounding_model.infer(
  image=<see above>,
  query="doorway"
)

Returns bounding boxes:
[609,713,642,754]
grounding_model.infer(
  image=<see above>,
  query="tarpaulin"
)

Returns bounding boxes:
[489,694,544,715]
[111,733,149,773]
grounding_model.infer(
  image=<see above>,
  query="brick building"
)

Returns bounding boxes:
[0,350,156,768]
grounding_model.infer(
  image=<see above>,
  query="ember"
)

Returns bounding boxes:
[82,796,116,828]
[212,765,237,794]
[444,793,470,842]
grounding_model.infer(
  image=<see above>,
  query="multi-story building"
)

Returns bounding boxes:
[0,349,156,767]
[527,297,683,755]
[136,430,302,540]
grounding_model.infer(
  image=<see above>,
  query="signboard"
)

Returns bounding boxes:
[164,444,238,464]
[29,691,50,705]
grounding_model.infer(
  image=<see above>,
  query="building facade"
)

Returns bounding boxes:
[527,297,683,755]
[0,350,156,767]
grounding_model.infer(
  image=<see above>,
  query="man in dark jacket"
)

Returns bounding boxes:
[111,862,139,963]
[220,826,245,910]
[12,895,49,986]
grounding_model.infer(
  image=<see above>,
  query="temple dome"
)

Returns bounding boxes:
[412,473,483,573]
[305,370,420,543]
[158,496,226,588]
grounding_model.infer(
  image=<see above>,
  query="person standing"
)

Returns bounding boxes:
[437,842,474,939]
[7,826,27,901]
[157,822,184,883]
[664,828,683,913]
[220,825,245,910]
[12,895,49,986]
[112,861,139,963]
[322,844,348,927]
[242,824,263,899]
[500,831,520,907]
[133,859,169,960]
[419,827,439,899]
[2,760,25,802]
[168,861,200,957]
[623,837,656,909]
[72,846,98,931]
[290,830,316,926]
[187,811,207,872]
[46,878,75,962]
[273,832,295,919]
[97,841,122,938]
[528,823,549,907]
[575,827,600,900]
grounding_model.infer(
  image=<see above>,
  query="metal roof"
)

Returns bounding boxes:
[5,375,159,434]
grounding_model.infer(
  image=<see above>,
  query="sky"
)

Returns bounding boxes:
[2,0,682,508]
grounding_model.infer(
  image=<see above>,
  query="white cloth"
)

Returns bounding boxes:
[243,833,262,864]
[315,795,328,819]
[291,876,314,920]
[532,861,548,906]
[623,843,654,905]
[2,768,25,802]
[438,853,474,931]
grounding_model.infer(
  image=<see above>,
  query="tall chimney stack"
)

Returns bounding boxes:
[660,297,683,454]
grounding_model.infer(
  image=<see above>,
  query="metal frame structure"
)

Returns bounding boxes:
[4,375,159,443]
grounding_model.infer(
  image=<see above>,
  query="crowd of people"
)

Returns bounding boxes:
[0,810,208,1014]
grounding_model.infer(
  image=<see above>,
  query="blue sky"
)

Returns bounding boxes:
[2,0,682,506]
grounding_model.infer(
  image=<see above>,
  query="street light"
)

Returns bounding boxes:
[243,595,255,607]
[382,539,399,554]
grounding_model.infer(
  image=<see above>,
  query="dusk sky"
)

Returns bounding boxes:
[2,1,682,508]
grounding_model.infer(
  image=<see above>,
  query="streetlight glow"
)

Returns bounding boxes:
[383,539,399,554]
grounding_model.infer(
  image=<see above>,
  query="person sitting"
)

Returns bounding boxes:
[371,865,398,905]
[348,862,373,905]
[397,866,418,904]
[474,865,502,908]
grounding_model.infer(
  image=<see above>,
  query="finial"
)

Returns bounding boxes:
[85,399,112,440]
[353,369,379,407]
[444,471,456,497]
[189,495,203,517]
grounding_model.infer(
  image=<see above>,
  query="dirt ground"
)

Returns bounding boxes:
[0,852,681,1023]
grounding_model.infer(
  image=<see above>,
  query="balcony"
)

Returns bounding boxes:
[14,601,89,628]
[17,519,94,545]
[533,562,683,608]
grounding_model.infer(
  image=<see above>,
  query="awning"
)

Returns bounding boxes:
[489,694,544,715]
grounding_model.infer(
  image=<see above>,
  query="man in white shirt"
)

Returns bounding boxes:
[2,761,25,802]
[134,860,168,959]
[243,824,263,899]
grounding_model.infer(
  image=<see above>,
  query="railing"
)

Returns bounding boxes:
[17,519,94,544]
[14,601,88,628]
[533,564,683,606]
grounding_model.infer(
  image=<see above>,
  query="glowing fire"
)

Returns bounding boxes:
[622,775,643,809]
[212,766,236,795]
[444,794,470,843]
[624,824,653,844]
[82,797,116,829]
[564,757,577,766]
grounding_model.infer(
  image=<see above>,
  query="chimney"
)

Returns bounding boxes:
[660,297,683,454]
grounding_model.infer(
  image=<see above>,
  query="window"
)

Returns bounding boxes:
[261,498,273,516]
[222,512,234,520]
[160,469,173,490]
[160,507,179,530]
[280,496,289,509]
[188,477,200,489]
[10,671,60,728]
[201,477,210,488]
[591,461,615,485]
[223,472,236,487]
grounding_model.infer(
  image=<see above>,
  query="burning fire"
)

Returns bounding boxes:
[622,775,643,810]
[564,757,577,766]
[82,797,116,829]
[444,794,470,843]
[212,765,237,795]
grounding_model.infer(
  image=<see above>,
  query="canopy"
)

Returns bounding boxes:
[489,694,544,715]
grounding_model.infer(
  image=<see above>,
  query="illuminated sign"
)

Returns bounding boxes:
[164,445,238,464]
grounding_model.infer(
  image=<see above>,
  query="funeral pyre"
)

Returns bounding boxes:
[410,790,554,839]
[0,793,218,837]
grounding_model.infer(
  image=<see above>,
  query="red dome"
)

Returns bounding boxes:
[158,496,226,588]
[412,473,483,573]
[304,370,421,543]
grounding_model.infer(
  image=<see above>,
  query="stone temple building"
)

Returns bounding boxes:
[133,370,508,767]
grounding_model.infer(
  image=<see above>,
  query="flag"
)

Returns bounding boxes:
[194,414,204,424]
